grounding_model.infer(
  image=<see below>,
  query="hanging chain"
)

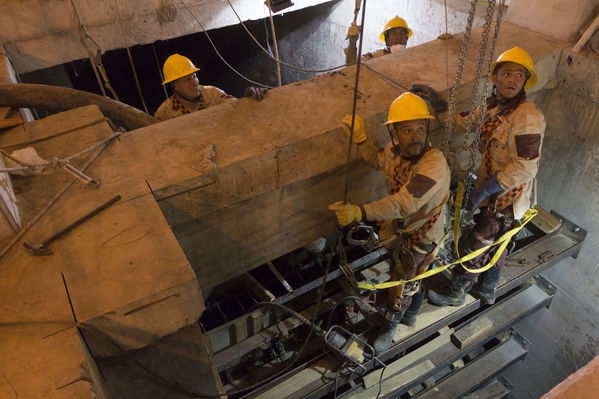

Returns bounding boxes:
[469,0,506,156]
[464,0,497,174]
[442,0,478,164]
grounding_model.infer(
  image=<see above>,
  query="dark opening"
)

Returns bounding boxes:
[19,1,343,116]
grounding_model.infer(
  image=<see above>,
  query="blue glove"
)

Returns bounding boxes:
[466,177,503,211]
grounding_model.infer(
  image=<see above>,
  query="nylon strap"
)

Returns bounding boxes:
[356,207,537,290]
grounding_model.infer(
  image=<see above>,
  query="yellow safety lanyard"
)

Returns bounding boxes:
[356,207,537,290]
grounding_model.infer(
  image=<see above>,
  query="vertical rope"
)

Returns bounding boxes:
[267,1,282,87]
[343,0,366,204]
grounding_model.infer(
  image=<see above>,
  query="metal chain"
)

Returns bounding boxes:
[470,0,506,155]
[442,0,478,163]
[464,0,497,174]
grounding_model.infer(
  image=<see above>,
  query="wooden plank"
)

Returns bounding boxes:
[0,104,107,149]
[0,117,23,130]
[0,106,11,119]
[363,327,454,389]
[349,360,436,399]
[452,284,550,349]
[417,339,527,399]
[267,261,293,293]
[243,273,275,302]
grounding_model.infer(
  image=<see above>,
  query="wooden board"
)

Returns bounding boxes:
[417,339,527,399]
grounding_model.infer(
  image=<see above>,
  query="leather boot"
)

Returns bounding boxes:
[400,289,424,326]
[428,274,475,306]
[373,309,405,354]
[472,267,501,304]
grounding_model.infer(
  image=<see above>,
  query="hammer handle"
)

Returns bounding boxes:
[42,195,121,247]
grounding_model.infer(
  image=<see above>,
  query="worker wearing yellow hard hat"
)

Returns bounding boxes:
[330,91,451,354]
[154,54,236,121]
[154,54,267,121]
[429,46,545,308]
[361,16,412,60]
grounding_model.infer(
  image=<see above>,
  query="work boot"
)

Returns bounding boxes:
[472,267,501,305]
[428,274,475,306]
[400,289,424,327]
[372,309,405,354]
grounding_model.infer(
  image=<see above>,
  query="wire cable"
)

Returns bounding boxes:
[266,1,282,86]
[113,0,149,113]
[343,0,367,203]
[180,0,274,89]
[225,0,353,74]
[361,63,410,91]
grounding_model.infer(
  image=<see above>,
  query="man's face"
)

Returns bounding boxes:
[386,27,408,46]
[492,62,528,100]
[389,119,427,158]
[173,73,200,100]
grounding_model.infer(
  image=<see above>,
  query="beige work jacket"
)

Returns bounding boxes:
[359,140,451,245]
[475,101,545,219]
[154,85,235,121]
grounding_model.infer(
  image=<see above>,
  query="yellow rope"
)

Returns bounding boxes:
[356,208,538,290]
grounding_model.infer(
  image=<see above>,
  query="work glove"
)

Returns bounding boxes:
[346,22,361,40]
[244,86,268,101]
[341,114,367,144]
[328,201,363,226]
[466,177,504,212]
[409,84,448,114]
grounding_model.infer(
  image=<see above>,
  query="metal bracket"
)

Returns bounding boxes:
[509,328,532,352]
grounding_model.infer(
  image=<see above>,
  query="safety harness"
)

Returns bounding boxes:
[390,148,443,244]
[480,93,527,214]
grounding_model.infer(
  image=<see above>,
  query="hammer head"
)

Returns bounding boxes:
[23,241,54,256]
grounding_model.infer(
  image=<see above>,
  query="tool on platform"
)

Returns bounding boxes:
[24,194,121,256]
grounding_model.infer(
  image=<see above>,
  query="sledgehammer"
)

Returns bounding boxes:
[24,195,121,256]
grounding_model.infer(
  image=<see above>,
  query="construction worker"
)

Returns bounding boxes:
[154,54,267,121]
[428,46,545,307]
[329,92,450,354]
[361,16,412,60]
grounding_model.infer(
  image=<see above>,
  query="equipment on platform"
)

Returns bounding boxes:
[161,54,200,85]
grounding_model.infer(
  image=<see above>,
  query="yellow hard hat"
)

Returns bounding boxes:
[161,54,200,85]
[490,46,537,89]
[379,16,412,43]
[385,92,434,125]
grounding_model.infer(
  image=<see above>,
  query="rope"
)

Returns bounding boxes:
[356,208,538,290]
[0,131,123,174]
[343,0,367,204]
[113,0,149,113]
[225,0,353,74]
[266,1,282,87]
[361,63,410,91]
[180,0,274,89]
[0,136,118,261]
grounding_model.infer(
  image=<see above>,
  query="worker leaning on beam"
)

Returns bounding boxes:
[361,16,412,61]
[329,92,450,354]
[428,46,546,307]
[154,54,267,121]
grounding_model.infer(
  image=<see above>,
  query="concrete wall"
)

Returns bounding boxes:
[506,0,599,42]
[501,49,599,397]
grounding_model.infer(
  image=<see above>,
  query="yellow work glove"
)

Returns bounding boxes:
[341,114,367,144]
[328,201,363,226]
[345,22,361,40]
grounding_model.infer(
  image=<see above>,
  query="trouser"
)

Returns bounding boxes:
[455,210,513,281]
[387,248,428,312]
